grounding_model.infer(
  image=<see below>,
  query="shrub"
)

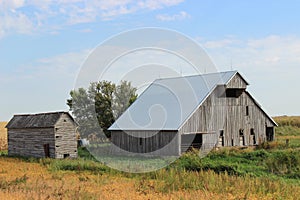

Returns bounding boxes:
[265,150,300,175]
[171,149,202,171]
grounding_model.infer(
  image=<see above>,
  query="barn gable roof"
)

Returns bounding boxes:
[109,71,250,131]
[244,91,277,126]
[6,112,76,129]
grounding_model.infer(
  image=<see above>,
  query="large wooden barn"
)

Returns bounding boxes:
[6,112,78,158]
[109,71,277,156]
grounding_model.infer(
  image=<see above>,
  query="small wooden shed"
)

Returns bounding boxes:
[6,112,78,158]
[109,71,277,156]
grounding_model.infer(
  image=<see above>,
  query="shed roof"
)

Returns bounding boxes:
[109,71,244,131]
[6,111,76,129]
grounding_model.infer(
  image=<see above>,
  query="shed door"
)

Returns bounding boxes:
[43,144,50,158]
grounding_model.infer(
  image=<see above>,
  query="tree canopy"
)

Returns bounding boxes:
[67,80,137,139]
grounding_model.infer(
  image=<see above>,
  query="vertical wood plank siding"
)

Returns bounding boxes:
[111,74,275,155]
[179,74,274,149]
[226,73,247,89]
[111,130,179,156]
[54,113,78,158]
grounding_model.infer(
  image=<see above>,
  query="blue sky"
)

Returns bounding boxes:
[0,0,300,121]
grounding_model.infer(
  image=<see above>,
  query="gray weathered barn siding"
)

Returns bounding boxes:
[8,128,55,158]
[111,130,180,156]
[178,90,275,152]
[226,73,248,89]
[109,71,277,156]
[54,113,78,158]
[6,112,77,159]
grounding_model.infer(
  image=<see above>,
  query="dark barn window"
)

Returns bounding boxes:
[226,89,244,98]
[246,106,249,116]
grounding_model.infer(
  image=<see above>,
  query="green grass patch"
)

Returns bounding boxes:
[276,125,300,136]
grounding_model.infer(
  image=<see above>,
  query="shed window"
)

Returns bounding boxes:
[139,138,143,146]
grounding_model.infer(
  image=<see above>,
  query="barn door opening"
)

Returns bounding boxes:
[266,127,274,141]
[250,128,256,145]
[218,130,224,147]
[43,144,50,158]
[181,134,202,152]
[239,129,245,146]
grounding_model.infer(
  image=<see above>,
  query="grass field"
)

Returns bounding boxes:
[0,122,7,150]
[274,116,300,148]
[0,116,299,199]
[0,150,299,200]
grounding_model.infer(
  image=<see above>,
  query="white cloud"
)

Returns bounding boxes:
[200,35,300,115]
[0,0,25,11]
[203,38,239,49]
[156,11,190,21]
[0,0,186,38]
[138,0,185,10]
[0,11,33,38]
[201,35,300,69]
[0,49,92,120]
[26,49,91,78]
[1,49,91,84]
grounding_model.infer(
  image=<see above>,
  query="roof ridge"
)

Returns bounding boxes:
[13,111,68,116]
[155,70,238,82]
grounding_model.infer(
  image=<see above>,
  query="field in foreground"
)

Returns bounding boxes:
[0,145,299,200]
[0,152,300,199]
[0,116,299,199]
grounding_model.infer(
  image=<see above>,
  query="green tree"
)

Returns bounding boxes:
[112,80,137,120]
[67,87,100,139]
[67,80,137,139]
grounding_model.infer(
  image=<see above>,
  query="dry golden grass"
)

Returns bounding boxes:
[0,157,299,200]
[0,122,7,150]
[273,116,300,127]
[0,157,221,200]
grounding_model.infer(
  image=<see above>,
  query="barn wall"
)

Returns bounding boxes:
[8,128,55,158]
[179,74,275,149]
[226,73,247,89]
[111,130,179,156]
[54,113,78,158]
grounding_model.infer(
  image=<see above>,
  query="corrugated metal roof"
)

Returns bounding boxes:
[109,71,238,131]
[6,112,75,129]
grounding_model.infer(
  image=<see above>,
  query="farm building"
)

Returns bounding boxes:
[6,112,78,158]
[109,71,277,156]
